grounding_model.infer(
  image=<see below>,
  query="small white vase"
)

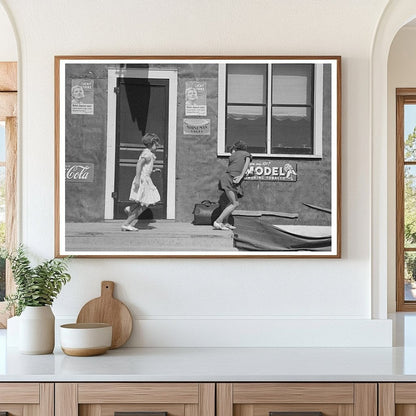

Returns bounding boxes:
[19,306,55,354]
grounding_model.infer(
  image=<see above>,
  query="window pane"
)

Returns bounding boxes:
[405,165,416,247]
[0,255,4,302]
[271,107,313,154]
[227,64,267,104]
[0,122,5,163]
[405,104,416,162]
[0,165,5,302]
[226,105,266,153]
[272,64,313,105]
[405,252,416,301]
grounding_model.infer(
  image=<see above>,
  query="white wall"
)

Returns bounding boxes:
[387,26,416,312]
[0,3,16,61]
[0,0,394,347]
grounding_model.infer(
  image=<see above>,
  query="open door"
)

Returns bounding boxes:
[113,77,169,219]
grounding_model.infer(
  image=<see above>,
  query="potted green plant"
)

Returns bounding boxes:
[4,245,71,354]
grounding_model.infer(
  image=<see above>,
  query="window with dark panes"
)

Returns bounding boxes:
[226,64,268,153]
[219,62,323,158]
[271,64,314,155]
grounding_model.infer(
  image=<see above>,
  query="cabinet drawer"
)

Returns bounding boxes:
[0,383,39,403]
[56,383,215,416]
[78,383,200,404]
[218,383,376,416]
[0,383,53,416]
[379,383,416,415]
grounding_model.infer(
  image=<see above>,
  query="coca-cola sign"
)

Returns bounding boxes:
[65,162,94,183]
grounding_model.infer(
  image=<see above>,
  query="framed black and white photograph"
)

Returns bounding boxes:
[55,56,341,258]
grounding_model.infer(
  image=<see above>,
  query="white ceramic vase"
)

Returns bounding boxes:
[19,305,55,354]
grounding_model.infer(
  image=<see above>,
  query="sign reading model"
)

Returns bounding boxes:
[245,161,298,182]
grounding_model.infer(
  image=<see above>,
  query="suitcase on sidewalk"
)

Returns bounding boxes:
[192,200,221,225]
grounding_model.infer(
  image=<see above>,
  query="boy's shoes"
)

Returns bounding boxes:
[213,221,229,231]
[121,224,138,232]
[224,223,236,230]
[124,206,131,215]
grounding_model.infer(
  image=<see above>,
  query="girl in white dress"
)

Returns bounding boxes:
[122,133,161,231]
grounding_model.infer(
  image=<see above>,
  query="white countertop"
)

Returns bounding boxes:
[2,345,416,382]
[2,313,416,382]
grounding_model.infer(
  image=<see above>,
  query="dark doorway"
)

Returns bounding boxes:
[113,77,169,219]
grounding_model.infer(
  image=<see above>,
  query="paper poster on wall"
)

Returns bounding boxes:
[183,119,211,135]
[71,79,94,115]
[185,81,207,116]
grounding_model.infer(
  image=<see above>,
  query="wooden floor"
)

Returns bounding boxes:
[65,220,236,252]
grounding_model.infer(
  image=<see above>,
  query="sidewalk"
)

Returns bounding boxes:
[65,220,237,252]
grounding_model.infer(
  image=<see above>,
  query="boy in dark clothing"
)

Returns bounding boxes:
[214,140,252,231]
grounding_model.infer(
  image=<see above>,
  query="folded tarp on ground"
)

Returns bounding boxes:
[233,216,331,251]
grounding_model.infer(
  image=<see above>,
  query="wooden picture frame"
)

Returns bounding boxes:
[55,56,341,258]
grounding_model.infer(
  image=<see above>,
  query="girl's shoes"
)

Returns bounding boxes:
[224,223,236,230]
[213,221,229,231]
[121,224,138,232]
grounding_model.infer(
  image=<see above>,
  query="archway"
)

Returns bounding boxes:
[371,0,416,319]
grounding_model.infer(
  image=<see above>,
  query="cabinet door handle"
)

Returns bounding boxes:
[270,413,323,416]
[115,412,168,416]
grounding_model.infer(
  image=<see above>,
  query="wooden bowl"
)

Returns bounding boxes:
[60,323,112,356]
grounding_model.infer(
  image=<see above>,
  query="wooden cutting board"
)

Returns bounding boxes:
[76,281,133,349]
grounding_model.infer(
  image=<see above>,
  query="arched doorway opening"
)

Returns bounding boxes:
[371,1,416,319]
[388,17,416,312]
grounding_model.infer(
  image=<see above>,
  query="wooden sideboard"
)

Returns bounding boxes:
[2,382,416,416]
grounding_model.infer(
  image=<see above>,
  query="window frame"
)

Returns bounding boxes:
[396,88,416,311]
[217,61,324,158]
[0,62,17,327]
